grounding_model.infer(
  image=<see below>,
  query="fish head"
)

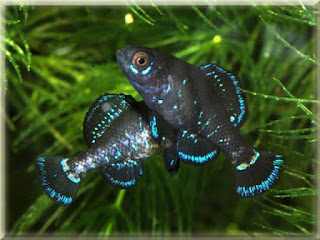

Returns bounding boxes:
[116,45,171,100]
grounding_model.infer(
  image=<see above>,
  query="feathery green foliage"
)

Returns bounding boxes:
[5,5,317,236]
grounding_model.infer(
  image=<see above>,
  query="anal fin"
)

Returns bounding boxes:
[176,130,219,165]
[100,159,143,189]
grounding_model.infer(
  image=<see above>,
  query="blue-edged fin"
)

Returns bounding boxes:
[36,156,80,205]
[84,93,136,147]
[100,159,143,189]
[176,130,219,165]
[199,63,248,128]
[163,146,180,175]
[233,150,283,197]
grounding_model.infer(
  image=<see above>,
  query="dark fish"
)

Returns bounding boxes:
[117,46,284,197]
[36,93,172,205]
[36,93,214,205]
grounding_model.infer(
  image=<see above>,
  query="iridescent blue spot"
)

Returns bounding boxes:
[158,99,163,104]
[130,65,138,74]
[236,152,261,171]
[150,116,159,139]
[183,79,187,85]
[207,71,215,76]
[230,116,235,122]
[198,111,203,119]
[61,158,70,173]
[142,65,152,75]
[67,174,80,183]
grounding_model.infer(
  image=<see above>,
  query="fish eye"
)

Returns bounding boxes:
[133,51,148,67]
[137,57,146,66]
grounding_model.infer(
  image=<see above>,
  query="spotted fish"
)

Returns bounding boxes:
[116,46,284,197]
[36,93,214,205]
[36,93,170,205]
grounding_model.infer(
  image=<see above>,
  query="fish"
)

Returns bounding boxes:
[36,93,215,205]
[116,45,284,197]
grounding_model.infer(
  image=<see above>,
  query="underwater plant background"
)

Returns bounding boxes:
[5,5,316,236]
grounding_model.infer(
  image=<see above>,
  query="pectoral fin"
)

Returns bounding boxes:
[163,146,180,175]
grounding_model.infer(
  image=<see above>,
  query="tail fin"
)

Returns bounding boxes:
[233,150,283,197]
[36,156,81,205]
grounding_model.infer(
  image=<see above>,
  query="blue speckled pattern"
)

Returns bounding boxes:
[199,63,248,128]
[36,156,79,205]
[176,130,219,165]
[236,155,283,197]
[100,159,144,188]
[37,93,176,205]
[84,93,135,147]
[117,46,284,197]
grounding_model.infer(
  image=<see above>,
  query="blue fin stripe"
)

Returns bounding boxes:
[213,66,246,127]
[236,156,283,197]
[224,71,246,127]
[37,157,73,205]
[178,150,218,164]
[107,174,137,187]
[200,63,212,69]
[45,186,73,205]
[60,158,80,183]
[201,64,246,127]
[103,160,143,188]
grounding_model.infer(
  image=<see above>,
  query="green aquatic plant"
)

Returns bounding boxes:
[5,4,317,236]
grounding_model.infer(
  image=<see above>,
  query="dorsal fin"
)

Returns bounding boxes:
[83,93,136,147]
[199,63,248,128]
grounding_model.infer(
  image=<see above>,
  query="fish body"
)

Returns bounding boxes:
[36,93,175,205]
[117,46,284,197]
[37,92,217,205]
[69,96,166,179]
